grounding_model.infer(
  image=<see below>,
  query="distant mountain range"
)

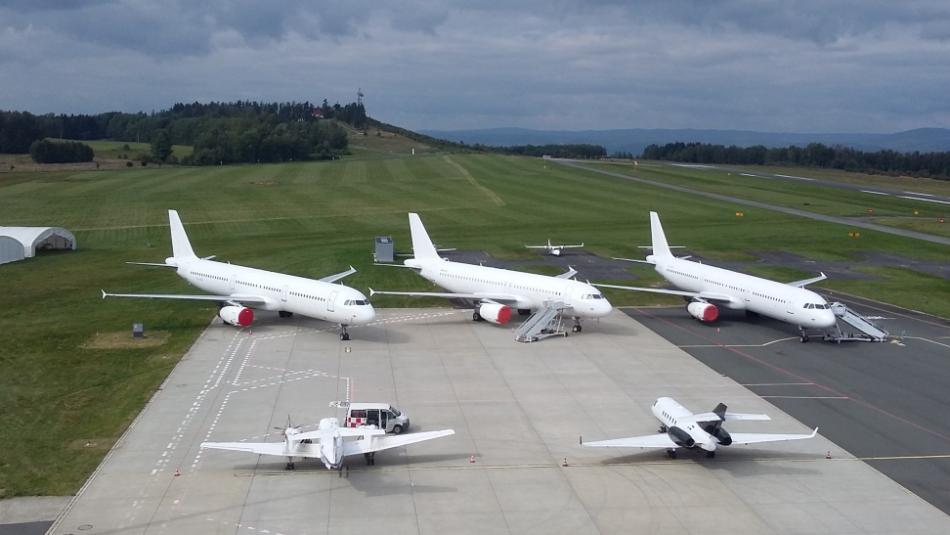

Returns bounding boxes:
[419,127,950,155]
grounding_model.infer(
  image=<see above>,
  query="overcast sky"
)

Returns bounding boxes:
[2,1,949,133]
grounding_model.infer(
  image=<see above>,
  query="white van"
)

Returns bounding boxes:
[343,402,410,434]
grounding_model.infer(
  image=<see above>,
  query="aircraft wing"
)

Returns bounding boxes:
[125,261,177,268]
[594,283,735,303]
[101,290,270,305]
[342,429,455,456]
[612,257,656,265]
[559,243,584,249]
[728,428,819,445]
[524,245,550,249]
[319,265,357,284]
[200,441,290,457]
[582,433,678,449]
[369,288,523,303]
[555,267,578,279]
[787,272,827,288]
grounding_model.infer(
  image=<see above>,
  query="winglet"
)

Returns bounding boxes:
[101,289,107,299]
[811,427,819,437]
[369,287,376,296]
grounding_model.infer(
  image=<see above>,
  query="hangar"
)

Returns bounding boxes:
[0,226,76,264]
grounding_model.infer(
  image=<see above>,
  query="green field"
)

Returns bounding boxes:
[592,161,950,238]
[1,152,949,498]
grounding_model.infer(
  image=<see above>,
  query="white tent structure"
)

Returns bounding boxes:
[0,236,26,265]
[0,227,76,261]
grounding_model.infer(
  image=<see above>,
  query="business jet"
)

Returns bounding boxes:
[525,239,584,256]
[596,212,836,342]
[582,397,817,458]
[370,213,612,334]
[201,417,454,471]
[101,210,375,340]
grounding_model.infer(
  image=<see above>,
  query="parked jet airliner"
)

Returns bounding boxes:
[371,213,612,334]
[102,210,375,340]
[597,212,836,342]
[582,397,817,458]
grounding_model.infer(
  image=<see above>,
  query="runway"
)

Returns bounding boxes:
[622,292,950,514]
[49,309,948,534]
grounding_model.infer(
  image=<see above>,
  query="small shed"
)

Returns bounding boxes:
[0,226,77,258]
[374,236,394,263]
[0,236,26,265]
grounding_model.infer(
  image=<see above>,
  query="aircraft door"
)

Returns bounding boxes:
[228,273,235,293]
[327,290,338,312]
[280,285,289,303]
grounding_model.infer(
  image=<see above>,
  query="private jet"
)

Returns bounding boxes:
[371,213,612,336]
[582,397,817,458]
[102,210,375,340]
[597,212,836,342]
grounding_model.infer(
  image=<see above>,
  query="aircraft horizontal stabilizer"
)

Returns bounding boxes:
[582,433,678,449]
[684,411,770,424]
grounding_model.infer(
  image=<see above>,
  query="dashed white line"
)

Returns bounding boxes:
[898,195,950,205]
[861,190,889,196]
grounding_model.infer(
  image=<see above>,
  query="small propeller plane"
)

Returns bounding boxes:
[582,397,817,459]
[201,416,454,471]
[525,239,585,256]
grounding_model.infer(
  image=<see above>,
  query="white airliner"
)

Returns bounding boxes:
[102,210,375,340]
[582,397,817,458]
[597,212,836,342]
[202,417,454,471]
[525,239,584,256]
[370,213,612,333]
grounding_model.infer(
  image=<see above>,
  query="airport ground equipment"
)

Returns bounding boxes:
[822,302,889,342]
[515,301,567,342]
[374,236,394,263]
[332,401,411,434]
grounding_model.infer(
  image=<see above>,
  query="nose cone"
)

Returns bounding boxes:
[359,304,377,324]
[594,298,613,317]
[815,310,836,329]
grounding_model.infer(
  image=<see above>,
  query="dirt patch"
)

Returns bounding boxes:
[66,438,113,452]
[83,330,171,349]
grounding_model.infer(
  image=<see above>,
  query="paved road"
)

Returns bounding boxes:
[558,159,950,246]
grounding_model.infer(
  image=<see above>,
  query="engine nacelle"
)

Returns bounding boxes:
[667,426,695,448]
[687,301,719,322]
[551,248,562,257]
[219,305,254,327]
[478,303,512,325]
[711,427,732,446]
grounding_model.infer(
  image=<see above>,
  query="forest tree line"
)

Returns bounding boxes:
[1,99,366,164]
[640,142,950,180]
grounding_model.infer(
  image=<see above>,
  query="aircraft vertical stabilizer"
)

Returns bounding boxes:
[168,209,197,259]
[408,213,440,260]
[649,211,673,259]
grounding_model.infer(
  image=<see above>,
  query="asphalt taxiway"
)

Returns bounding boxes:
[50,309,948,534]
[623,292,950,515]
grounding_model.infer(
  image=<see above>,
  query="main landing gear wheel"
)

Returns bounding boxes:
[666,449,677,459]
[364,452,376,466]
[705,451,716,459]
[572,325,582,333]
[658,425,668,433]
[285,461,296,470]
[278,311,293,318]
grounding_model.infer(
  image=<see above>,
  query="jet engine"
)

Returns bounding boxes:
[710,427,732,446]
[478,303,513,325]
[667,426,695,448]
[686,301,719,322]
[219,305,254,327]
[551,248,562,257]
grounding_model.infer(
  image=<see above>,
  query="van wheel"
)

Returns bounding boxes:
[392,425,403,435]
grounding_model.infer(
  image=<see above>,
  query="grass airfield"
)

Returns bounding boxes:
[1,148,949,499]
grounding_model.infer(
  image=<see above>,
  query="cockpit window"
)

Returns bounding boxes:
[344,299,371,306]
[804,303,827,309]
[583,294,604,300]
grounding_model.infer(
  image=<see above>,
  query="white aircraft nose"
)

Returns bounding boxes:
[361,306,377,324]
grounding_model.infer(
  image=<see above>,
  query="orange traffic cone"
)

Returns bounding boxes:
[469,455,476,464]
[174,467,181,477]
[825,451,832,459]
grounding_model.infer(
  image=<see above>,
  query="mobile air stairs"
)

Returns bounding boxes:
[515,302,566,343]
[823,302,889,343]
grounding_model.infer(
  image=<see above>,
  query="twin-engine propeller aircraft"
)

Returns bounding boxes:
[102,210,375,340]
[597,211,836,342]
[201,416,454,471]
[582,397,817,458]
[525,239,584,256]
[370,213,612,335]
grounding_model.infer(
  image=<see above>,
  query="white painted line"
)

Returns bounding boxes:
[760,396,849,400]
[740,173,758,177]
[898,195,950,205]
[861,190,889,196]
[775,174,816,181]
[741,382,814,386]
[904,191,933,197]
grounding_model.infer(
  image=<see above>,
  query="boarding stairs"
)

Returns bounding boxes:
[515,302,566,343]
[824,302,889,342]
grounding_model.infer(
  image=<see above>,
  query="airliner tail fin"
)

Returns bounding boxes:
[169,210,197,259]
[649,211,673,260]
[408,213,440,260]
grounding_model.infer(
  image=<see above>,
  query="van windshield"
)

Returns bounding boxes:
[389,406,401,417]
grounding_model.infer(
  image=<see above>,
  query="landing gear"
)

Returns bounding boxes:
[364,452,376,466]
[473,311,484,322]
[705,450,716,459]
[571,316,582,333]
[518,309,531,316]
[666,449,677,459]
[278,311,293,318]
[799,326,809,343]
[340,324,350,341]
[658,425,668,433]
[285,459,296,470]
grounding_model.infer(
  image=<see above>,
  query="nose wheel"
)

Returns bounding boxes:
[666,449,677,459]
[799,326,810,343]
[340,324,350,341]
[571,316,582,333]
